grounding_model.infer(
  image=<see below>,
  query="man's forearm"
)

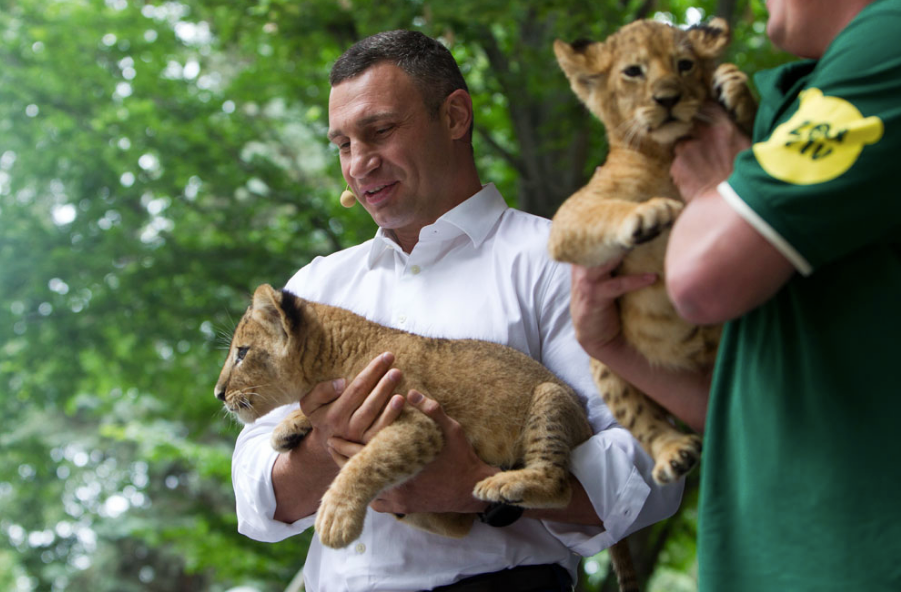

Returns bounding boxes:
[524,476,603,527]
[587,334,710,433]
[273,443,603,529]
[271,435,339,523]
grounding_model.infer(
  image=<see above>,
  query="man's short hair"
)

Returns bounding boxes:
[330,30,470,119]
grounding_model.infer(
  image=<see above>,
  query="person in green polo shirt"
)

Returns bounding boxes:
[569,0,901,589]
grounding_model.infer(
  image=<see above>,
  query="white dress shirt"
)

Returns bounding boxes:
[231,184,683,592]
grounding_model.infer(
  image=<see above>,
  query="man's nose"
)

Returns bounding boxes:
[348,146,380,179]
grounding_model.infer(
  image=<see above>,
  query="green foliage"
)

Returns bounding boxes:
[0,1,792,590]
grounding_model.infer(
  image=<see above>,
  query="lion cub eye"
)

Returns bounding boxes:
[677,59,695,73]
[623,65,643,78]
[236,346,250,363]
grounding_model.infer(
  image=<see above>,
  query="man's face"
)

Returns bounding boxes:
[328,63,456,240]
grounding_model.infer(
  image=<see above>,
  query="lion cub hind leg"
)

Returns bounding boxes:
[474,382,590,509]
[591,359,701,485]
[713,62,758,136]
[549,195,683,267]
[271,408,312,453]
[651,427,702,484]
[315,410,443,548]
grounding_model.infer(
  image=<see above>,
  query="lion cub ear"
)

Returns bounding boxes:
[554,38,612,103]
[687,17,731,59]
[250,284,296,342]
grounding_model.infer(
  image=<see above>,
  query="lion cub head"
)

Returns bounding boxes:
[214,284,306,424]
[554,18,730,147]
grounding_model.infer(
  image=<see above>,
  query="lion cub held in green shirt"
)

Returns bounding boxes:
[549,18,757,484]
[215,284,593,549]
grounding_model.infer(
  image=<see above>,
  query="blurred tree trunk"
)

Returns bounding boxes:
[470,15,595,219]
[717,0,739,25]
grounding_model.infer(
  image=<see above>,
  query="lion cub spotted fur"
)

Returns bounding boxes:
[549,19,757,484]
[215,284,593,549]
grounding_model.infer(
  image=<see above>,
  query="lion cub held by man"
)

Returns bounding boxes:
[548,19,757,484]
[215,284,593,549]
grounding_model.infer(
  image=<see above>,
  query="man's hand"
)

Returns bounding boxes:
[672,102,752,202]
[271,352,408,523]
[300,352,405,451]
[327,390,497,515]
[570,261,657,359]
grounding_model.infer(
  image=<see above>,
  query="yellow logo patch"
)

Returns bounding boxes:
[752,88,883,185]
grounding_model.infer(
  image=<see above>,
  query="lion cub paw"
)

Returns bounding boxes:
[315,489,366,548]
[713,63,756,134]
[474,468,569,509]
[271,409,312,453]
[617,198,683,249]
[652,433,702,484]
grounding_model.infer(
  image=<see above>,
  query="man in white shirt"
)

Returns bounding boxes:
[230,29,682,592]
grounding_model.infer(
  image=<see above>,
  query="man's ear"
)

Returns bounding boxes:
[687,17,730,59]
[443,89,473,142]
[251,284,293,340]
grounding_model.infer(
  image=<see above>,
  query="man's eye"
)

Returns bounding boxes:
[376,126,393,135]
[236,346,250,362]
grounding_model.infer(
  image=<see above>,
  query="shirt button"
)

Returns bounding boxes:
[397,314,407,324]
[410,265,421,275]
[354,543,366,554]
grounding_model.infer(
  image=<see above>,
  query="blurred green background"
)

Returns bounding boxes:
[0,1,791,590]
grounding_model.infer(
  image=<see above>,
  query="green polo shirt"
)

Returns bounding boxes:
[699,1,901,590]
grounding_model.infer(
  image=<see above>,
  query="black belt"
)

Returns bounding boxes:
[428,563,573,592]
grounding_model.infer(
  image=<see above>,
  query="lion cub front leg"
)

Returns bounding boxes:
[713,63,758,136]
[549,193,683,267]
[315,410,443,548]
[271,408,312,453]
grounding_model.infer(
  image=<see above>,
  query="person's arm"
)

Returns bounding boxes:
[569,262,711,433]
[324,390,498,516]
[271,353,406,524]
[230,350,407,543]
[666,104,796,325]
[327,391,498,515]
[537,258,683,547]
[270,423,339,523]
[521,478,603,526]
[327,391,604,526]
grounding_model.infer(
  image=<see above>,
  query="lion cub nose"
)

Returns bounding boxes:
[214,388,226,401]
[654,94,681,109]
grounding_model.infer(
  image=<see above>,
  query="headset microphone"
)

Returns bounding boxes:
[339,185,356,208]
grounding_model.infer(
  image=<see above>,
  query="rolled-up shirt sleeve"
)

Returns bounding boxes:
[550,425,683,555]
[232,403,316,542]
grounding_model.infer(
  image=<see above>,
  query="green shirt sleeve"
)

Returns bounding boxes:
[726,2,901,272]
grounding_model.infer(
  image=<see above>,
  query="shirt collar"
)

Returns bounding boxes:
[366,183,508,268]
